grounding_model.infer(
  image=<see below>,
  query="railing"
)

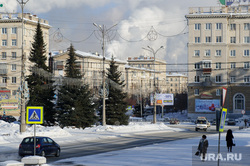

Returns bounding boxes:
[189,6,250,14]
[0,83,7,87]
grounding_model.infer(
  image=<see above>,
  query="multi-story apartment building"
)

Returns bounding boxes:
[0,13,50,116]
[166,72,188,94]
[186,5,250,118]
[52,50,127,96]
[52,52,168,100]
[127,56,167,94]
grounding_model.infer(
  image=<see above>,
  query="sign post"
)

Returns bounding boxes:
[26,106,43,156]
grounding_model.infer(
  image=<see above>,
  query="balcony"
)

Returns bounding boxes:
[0,69,7,75]
[0,83,7,87]
[56,65,64,70]
[202,68,212,75]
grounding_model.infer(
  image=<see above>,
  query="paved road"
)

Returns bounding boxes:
[46,124,239,163]
[46,128,220,163]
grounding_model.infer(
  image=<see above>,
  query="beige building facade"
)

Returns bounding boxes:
[0,13,50,116]
[166,72,188,94]
[52,53,168,99]
[186,5,250,118]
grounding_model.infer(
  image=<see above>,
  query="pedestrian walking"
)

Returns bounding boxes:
[197,135,209,161]
[226,129,234,152]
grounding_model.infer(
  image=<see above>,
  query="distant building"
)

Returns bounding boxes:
[52,52,168,103]
[186,5,250,118]
[166,72,188,94]
[0,13,50,116]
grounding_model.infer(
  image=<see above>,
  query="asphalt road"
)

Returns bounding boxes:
[46,124,240,164]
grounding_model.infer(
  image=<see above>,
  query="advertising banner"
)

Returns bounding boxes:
[0,99,19,111]
[195,99,220,112]
[151,93,174,106]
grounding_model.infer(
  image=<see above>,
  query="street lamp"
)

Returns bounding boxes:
[93,23,117,126]
[17,0,29,133]
[142,46,164,124]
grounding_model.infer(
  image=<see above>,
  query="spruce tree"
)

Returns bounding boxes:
[57,44,97,128]
[104,57,129,125]
[26,21,56,125]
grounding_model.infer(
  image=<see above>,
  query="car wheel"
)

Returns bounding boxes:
[41,150,45,157]
[55,149,60,157]
[204,129,207,131]
[195,128,198,131]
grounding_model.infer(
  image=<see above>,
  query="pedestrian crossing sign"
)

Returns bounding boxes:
[26,106,43,124]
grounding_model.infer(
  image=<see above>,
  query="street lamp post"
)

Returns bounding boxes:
[93,23,117,126]
[142,46,164,124]
[17,0,29,133]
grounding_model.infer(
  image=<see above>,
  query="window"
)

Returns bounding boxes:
[216,62,221,69]
[244,50,250,57]
[216,89,221,96]
[203,61,211,68]
[195,23,201,30]
[2,28,7,34]
[216,76,222,83]
[12,77,16,84]
[2,40,7,46]
[216,50,221,56]
[244,76,250,83]
[234,93,245,110]
[11,64,16,71]
[194,76,200,83]
[216,36,222,43]
[205,36,211,43]
[231,62,236,69]
[244,23,250,30]
[194,63,201,69]
[230,50,236,57]
[230,76,236,83]
[205,23,211,30]
[12,27,17,34]
[244,62,250,69]
[216,23,222,30]
[194,89,199,96]
[244,36,250,43]
[2,77,7,83]
[230,37,236,43]
[194,50,200,57]
[195,37,200,43]
[11,52,16,59]
[205,50,210,57]
[2,52,6,59]
[230,24,236,30]
[12,39,17,46]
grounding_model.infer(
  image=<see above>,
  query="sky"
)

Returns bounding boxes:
[2,0,220,71]
[0,112,249,165]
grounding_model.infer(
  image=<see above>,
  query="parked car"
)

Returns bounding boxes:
[169,118,180,124]
[1,115,16,123]
[227,119,236,125]
[212,119,217,125]
[19,136,60,157]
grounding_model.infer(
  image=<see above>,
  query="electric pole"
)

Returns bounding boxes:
[93,23,117,126]
[17,0,29,133]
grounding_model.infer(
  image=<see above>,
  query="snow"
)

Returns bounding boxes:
[0,113,250,166]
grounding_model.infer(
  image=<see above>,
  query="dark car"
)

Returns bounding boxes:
[169,118,180,124]
[227,119,236,125]
[1,115,16,123]
[19,136,60,157]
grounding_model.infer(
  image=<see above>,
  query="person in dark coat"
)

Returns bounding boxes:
[226,129,234,152]
[198,135,209,161]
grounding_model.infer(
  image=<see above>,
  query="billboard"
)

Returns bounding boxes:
[0,99,19,111]
[151,93,174,106]
[195,99,220,112]
[219,0,250,6]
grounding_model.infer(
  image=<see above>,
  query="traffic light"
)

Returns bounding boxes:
[0,4,3,7]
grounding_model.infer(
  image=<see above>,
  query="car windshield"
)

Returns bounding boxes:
[197,120,206,124]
